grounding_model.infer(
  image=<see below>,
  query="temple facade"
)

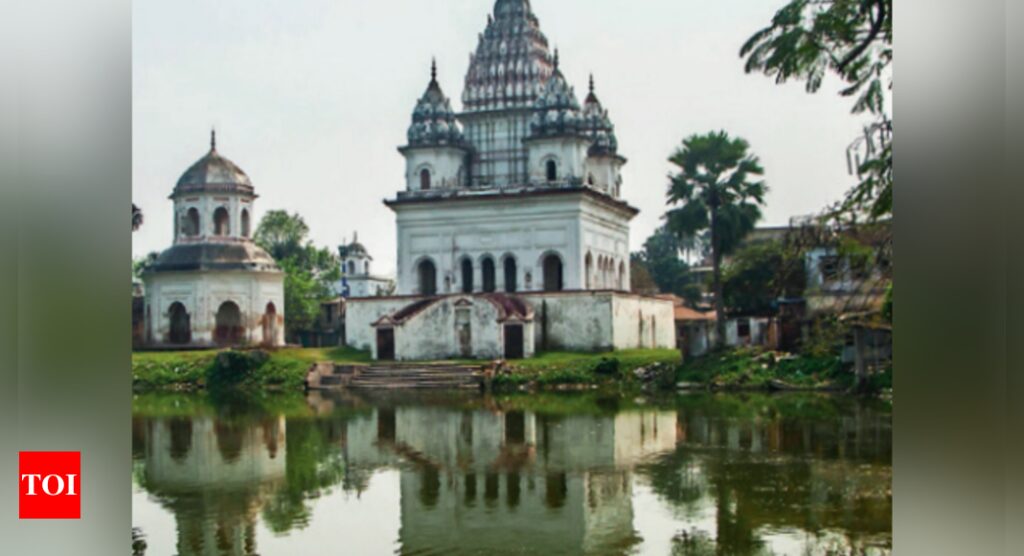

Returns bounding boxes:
[345,0,674,360]
[141,132,285,348]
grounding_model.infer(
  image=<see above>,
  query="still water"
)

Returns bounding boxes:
[132,390,891,556]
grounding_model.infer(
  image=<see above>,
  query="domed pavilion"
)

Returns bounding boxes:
[142,131,285,348]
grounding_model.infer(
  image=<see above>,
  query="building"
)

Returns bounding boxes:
[141,131,285,348]
[336,233,394,298]
[345,0,675,360]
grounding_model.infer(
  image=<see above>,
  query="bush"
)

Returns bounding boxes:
[593,357,621,377]
[207,350,271,389]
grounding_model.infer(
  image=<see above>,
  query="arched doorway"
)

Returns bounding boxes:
[214,301,244,346]
[184,208,200,238]
[503,257,518,292]
[545,160,557,182]
[481,257,496,292]
[542,254,563,292]
[168,302,191,345]
[418,259,437,296]
[460,258,474,293]
[420,168,431,190]
[213,207,230,236]
[262,302,278,346]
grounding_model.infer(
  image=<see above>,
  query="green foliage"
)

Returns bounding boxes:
[206,350,272,389]
[132,251,159,281]
[632,226,703,303]
[254,211,341,338]
[741,0,892,220]
[722,240,806,315]
[665,131,766,342]
[677,347,844,389]
[593,357,621,377]
[882,281,893,322]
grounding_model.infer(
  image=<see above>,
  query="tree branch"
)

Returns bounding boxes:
[837,0,887,73]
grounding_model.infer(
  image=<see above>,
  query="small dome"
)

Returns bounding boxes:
[146,242,279,273]
[174,131,254,195]
[581,75,619,156]
[405,61,467,149]
[528,51,584,139]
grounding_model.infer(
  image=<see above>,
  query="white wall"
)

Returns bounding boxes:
[402,145,467,191]
[392,192,633,295]
[143,270,285,347]
[525,135,591,184]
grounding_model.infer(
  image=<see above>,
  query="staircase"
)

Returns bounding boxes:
[306,362,485,391]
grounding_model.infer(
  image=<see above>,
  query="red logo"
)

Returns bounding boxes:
[19,452,80,519]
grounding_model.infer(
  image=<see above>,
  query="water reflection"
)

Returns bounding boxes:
[131,392,891,555]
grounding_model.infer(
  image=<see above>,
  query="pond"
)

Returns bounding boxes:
[131,390,891,555]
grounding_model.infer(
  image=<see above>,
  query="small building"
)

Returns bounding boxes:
[141,132,285,348]
[337,234,394,298]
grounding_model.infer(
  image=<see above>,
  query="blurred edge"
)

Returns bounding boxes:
[0,0,131,554]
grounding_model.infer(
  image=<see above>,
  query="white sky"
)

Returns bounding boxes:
[132,0,871,276]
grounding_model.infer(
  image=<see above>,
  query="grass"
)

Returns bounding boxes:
[496,349,682,387]
[676,347,847,390]
[132,346,373,391]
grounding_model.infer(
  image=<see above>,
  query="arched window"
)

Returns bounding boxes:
[542,254,563,292]
[213,301,243,346]
[365,261,371,274]
[587,174,595,186]
[347,261,356,275]
[168,302,191,344]
[545,160,557,182]
[184,208,200,237]
[420,168,432,190]
[213,207,230,236]
[482,257,496,293]
[461,258,474,293]
[584,252,593,289]
[618,262,626,291]
[503,257,518,293]
[418,259,437,296]
[240,209,251,238]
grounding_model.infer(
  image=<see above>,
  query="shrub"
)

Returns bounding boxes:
[593,357,621,377]
[207,350,271,389]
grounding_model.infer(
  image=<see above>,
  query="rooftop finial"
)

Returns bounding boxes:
[210,128,216,151]
[431,57,437,82]
[553,48,560,71]
[353,230,358,243]
[589,73,595,93]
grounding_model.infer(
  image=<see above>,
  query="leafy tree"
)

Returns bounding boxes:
[722,240,806,316]
[741,0,892,219]
[131,203,143,232]
[629,254,658,295]
[666,131,766,346]
[254,210,311,261]
[633,226,702,304]
[255,211,340,339]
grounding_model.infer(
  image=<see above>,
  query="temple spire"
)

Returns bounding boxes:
[210,128,216,152]
[553,48,560,71]
[589,74,594,94]
[431,57,437,83]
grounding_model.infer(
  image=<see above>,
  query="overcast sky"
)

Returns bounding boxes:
[132,0,871,275]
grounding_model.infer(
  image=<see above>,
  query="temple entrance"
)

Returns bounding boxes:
[456,307,472,358]
[168,302,191,345]
[542,254,563,292]
[262,302,278,346]
[504,324,524,359]
[214,301,244,346]
[377,328,395,361]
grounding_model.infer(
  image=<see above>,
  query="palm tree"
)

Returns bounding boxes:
[666,131,766,347]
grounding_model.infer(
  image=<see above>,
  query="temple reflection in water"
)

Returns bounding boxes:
[132,392,892,556]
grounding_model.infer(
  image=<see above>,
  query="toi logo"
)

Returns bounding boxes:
[19,451,81,519]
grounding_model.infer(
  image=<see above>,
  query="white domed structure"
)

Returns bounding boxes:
[141,131,285,348]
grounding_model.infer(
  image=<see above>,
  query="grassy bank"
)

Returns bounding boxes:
[676,347,891,392]
[132,346,371,391]
[494,349,682,389]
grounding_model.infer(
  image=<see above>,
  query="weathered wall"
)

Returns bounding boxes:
[610,295,677,350]
[142,270,285,348]
[344,297,415,353]
[520,292,615,352]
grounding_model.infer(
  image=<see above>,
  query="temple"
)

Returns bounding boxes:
[345,0,675,360]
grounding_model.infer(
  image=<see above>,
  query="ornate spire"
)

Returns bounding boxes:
[553,48,560,72]
[210,128,216,152]
[430,57,437,84]
[589,73,594,94]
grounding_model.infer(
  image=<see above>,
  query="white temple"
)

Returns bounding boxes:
[345,0,675,360]
[141,132,285,348]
